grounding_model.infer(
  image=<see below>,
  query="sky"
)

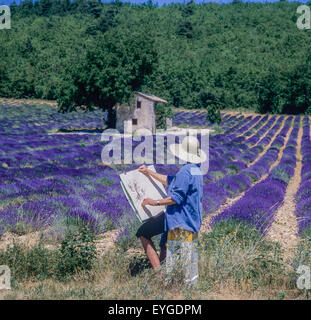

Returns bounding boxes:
[0,0,309,6]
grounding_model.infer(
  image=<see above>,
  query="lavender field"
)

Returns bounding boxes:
[1,99,311,246]
[1,98,311,299]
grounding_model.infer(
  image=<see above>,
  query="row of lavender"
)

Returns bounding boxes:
[203,116,289,215]
[1,100,295,240]
[0,102,107,136]
[209,116,284,194]
[172,111,228,126]
[0,111,266,236]
[209,115,277,169]
[212,116,301,234]
[220,115,277,165]
[0,102,254,237]
[160,113,272,185]
[0,115,245,191]
[204,115,276,181]
[0,101,130,235]
[1,110,241,170]
[0,110,249,193]
[295,117,311,235]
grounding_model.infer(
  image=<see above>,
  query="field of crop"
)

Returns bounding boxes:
[1,98,311,300]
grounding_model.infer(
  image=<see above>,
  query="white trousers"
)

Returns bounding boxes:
[166,237,199,286]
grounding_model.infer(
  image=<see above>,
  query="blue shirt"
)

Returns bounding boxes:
[165,163,203,234]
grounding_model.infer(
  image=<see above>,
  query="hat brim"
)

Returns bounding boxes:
[169,143,207,164]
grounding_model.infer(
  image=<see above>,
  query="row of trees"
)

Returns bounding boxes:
[1,0,311,121]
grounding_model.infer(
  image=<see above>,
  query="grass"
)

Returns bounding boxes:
[199,221,286,289]
[0,220,309,300]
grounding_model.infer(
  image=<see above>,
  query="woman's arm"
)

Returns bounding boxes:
[138,165,168,185]
[141,197,176,207]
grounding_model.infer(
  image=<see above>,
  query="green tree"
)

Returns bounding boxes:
[155,103,174,129]
[97,3,119,33]
[283,60,311,115]
[177,1,196,39]
[198,89,222,124]
[3,1,311,116]
[256,73,285,114]
[207,104,221,125]
[57,27,157,127]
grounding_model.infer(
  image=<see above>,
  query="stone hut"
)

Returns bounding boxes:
[116,92,168,134]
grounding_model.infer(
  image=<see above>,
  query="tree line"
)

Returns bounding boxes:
[1,0,311,123]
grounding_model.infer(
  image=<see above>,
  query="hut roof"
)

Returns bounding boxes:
[135,92,168,104]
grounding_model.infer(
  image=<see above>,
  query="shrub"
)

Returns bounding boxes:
[0,243,56,283]
[155,103,174,130]
[0,226,98,284]
[206,104,221,125]
[56,225,96,280]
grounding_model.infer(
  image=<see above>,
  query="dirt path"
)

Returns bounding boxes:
[266,118,302,262]
[200,116,292,234]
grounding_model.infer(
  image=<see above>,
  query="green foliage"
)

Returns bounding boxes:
[56,24,157,127]
[155,103,174,129]
[96,3,119,33]
[0,243,56,282]
[178,20,194,39]
[56,225,96,280]
[284,60,311,115]
[257,73,285,114]
[2,1,311,115]
[198,89,223,124]
[0,226,97,284]
[257,57,311,114]
[206,104,221,125]
[103,219,116,232]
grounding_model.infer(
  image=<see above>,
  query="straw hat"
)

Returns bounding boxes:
[169,135,207,164]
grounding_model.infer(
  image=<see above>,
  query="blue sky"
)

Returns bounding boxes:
[0,0,309,6]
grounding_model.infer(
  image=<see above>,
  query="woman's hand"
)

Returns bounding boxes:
[141,198,157,207]
[138,165,149,175]
[138,165,168,185]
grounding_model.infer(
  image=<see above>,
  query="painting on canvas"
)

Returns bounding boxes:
[120,165,167,223]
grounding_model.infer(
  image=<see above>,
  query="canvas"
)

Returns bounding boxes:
[120,165,167,223]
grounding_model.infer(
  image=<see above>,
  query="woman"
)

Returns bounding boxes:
[136,135,205,271]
